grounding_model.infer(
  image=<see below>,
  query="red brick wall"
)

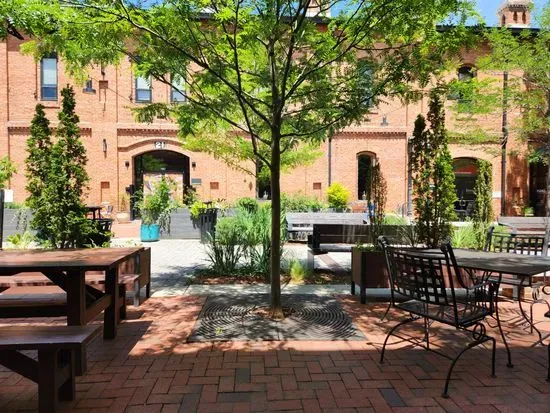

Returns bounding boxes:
[0,35,531,218]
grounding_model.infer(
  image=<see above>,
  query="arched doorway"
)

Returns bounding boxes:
[133,150,190,211]
[453,157,478,216]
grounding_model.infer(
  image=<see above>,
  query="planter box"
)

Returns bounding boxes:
[351,247,389,304]
[141,224,160,242]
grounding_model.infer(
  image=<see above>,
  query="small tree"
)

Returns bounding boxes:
[411,90,457,248]
[26,104,52,207]
[365,162,387,244]
[472,159,493,248]
[31,86,93,248]
[0,156,16,190]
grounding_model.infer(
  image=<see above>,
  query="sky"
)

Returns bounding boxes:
[476,0,545,26]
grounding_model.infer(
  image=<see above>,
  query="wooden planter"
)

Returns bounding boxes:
[351,247,389,304]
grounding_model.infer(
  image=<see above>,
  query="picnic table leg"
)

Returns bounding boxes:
[38,349,58,413]
[66,270,87,374]
[58,349,76,402]
[104,267,119,339]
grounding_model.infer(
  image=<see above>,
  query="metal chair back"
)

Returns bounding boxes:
[485,226,544,256]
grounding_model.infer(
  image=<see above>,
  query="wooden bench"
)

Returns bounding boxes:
[0,285,127,320]
[306,224,404,270]
[0,247,151,307]
[286,212,366,241]
[0,325,100,413]
[498,216,548,234]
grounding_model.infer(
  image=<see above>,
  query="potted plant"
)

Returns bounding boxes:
[138,176,177,242]
[523,206,534,217]
[116,192,131,223]
[351,162,389,304]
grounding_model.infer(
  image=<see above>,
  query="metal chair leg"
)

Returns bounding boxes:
[494,299,513,368]
[442,337,494,398]
[380,316,417,363]
[380,302,391,322]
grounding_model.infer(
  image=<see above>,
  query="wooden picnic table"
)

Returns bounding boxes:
[0,247,145,373]
[85,205,103,220]
[0,248,143,336]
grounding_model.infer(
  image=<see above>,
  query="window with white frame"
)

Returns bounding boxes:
[171,74,186,103]
[41,54,58,101]
[135,76,152,102]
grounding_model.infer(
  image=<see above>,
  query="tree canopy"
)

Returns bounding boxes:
[1,0,476,313]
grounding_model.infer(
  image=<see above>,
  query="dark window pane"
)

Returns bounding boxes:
[136,89,151,102]
[41,86,57,101]
[171,89,185,102]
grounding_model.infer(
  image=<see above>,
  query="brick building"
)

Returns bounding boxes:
[0,1,538,217]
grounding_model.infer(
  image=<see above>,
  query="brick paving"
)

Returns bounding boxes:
[0,295,549,412]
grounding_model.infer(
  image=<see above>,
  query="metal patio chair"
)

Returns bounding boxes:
[379,239,498,398]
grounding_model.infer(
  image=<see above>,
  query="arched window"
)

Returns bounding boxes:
[357,152,375,200]
[522,12,527,24]
[502,15,506,26]
[513,11,518,23]
[453,158,479,215]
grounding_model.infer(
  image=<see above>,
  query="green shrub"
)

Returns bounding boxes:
[183,186,199,206]
[205,203,287,279]
[289,259,307,283]
[189,201,208,219]
[0,156,16,190]
[383,214,408,225]
[326,183,350,210]
[205,217,243,275]
[452,224,478,249]
[281,193,325,212]
[234,197,259,213]
[137,176,178,233]
[6,232,34,249]
[4,202,24,209]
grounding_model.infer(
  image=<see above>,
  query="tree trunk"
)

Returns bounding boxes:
[270,136,283,318]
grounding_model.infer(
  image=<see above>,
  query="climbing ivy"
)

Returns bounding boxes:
[472,159,494,248]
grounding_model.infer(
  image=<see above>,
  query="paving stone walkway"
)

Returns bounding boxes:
[114,239,352,297]
[1,295,549,412]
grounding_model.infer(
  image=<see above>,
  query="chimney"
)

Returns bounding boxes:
[305,1,331,18]
[497,0,532,28]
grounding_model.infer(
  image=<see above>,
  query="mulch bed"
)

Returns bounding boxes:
[191,269,350,285]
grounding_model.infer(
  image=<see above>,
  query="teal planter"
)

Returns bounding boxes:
[140,224,160,242]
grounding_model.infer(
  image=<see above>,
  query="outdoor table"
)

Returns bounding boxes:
[0,247,144,373]
[0,247,143,337]
[419,248,550,379]
[402,247,550,379]
[85,205,103,220]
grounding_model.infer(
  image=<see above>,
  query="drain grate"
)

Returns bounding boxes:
[189,294,365,341]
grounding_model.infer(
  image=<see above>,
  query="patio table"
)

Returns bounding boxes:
[0,247,143,337]
[85,205,103,220]
[446,249,549,380]
[0,247,144,373]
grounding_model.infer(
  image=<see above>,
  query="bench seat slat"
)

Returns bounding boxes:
[0,325,100,351]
